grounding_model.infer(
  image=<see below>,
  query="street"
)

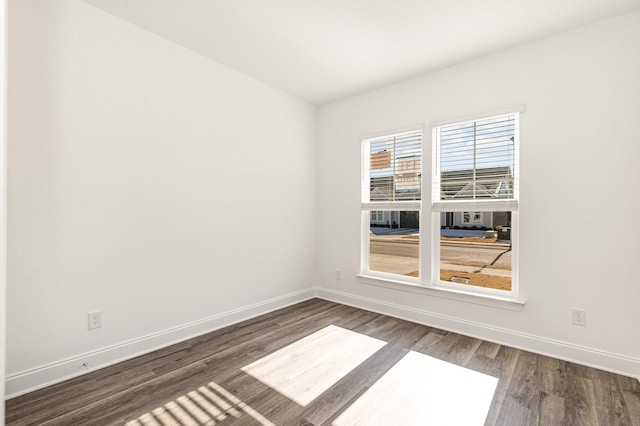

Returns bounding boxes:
[370,236,511,269]
[369,235,512,290]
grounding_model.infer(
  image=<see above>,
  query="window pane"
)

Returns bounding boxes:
[370,131,421,202]
[369,211,419,277]
[440,115,516,201]
[439,211,512,291]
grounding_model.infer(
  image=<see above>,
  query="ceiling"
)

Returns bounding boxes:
[83,0,640,105]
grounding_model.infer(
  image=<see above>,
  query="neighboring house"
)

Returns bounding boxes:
[369,165,512,230]
[441,211,511,229]
[370,171,420,228]
[370,210,395,227]
[440,166,513,229]
[370,210,420,229]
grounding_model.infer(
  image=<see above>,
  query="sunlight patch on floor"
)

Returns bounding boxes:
[242,324,387,406]
[333,350,498,426]
[125,381,274,426]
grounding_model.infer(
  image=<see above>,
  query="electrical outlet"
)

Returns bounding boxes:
[335,270,341,280]
[572,308,586,326]
[88,311,102,330]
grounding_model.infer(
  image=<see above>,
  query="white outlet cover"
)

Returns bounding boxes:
[572,309,586,326]
[88,311,103,330]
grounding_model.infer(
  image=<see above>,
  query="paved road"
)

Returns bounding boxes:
[370,237,511,270]
[441,243,511,270]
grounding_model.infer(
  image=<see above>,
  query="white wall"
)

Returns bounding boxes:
[7,0,316,393]
[1,0,7,416]
[317,11,640,377]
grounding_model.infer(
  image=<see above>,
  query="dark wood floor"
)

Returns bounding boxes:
[6,299,640,425]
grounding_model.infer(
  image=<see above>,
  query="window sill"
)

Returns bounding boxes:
[356,274,525,311]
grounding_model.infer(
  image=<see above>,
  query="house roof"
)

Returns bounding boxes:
[441,167,513,200]
[370,166,512,201]
[370,176,420,201]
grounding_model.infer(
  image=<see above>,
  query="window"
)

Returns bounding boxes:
[361,129,422,279]
[462,211,483,224]
[359,110,520,303]
[433,112,519,294]
[370,211,384,222]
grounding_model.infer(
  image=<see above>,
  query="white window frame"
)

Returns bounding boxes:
[360,127,422,282]
[431,109,521,299]
[358,109,524,310]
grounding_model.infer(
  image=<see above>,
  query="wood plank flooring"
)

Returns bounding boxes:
[5,299,640,425]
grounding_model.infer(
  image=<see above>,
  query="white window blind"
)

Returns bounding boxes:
[436,114,518,204]
[363,130,422,210]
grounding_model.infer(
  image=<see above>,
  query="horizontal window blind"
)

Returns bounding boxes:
[438,114,517,201]
[368,130,422,202]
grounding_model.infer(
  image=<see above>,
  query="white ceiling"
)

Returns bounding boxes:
[83,0,640,105]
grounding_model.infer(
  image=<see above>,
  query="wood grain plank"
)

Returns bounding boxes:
[539,355,568,398]
[564,371,598,426]
[475,340,501,359]
[592,369,633,425]
[540,391,566,425]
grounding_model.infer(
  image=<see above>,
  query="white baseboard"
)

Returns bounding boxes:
[5,287,316,399]
[315,287,640,380]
